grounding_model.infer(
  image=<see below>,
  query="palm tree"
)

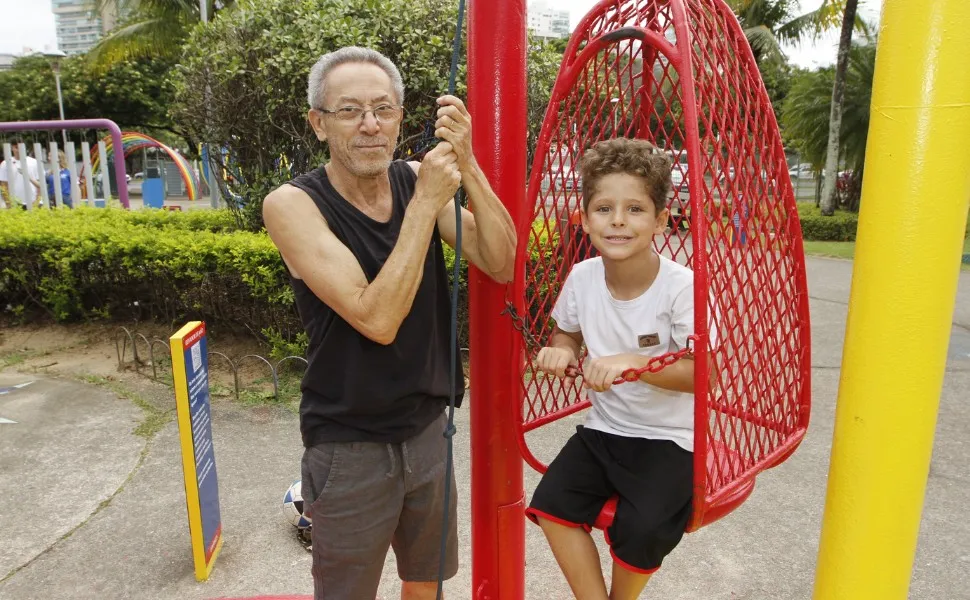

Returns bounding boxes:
[727,0,863,64]
[782,41,875,210]
[819,0,859,216]
[87,0,235,71]
[729,0,838,63]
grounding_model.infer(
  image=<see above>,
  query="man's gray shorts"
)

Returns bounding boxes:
[301,411,458,599]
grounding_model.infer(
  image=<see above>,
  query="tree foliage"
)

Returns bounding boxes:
[726,0,866,123]
[171,0,468,229]
[727,0,854,63]
[759,57,794,128]
[819,0,860,216]
[528,35,568,163]
[0,54,184,148]
[87,0,237,71]
[781,42,875,209]
[171,0,562,230]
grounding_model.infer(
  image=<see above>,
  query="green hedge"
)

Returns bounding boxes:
[796,202,859,241]
[0,208,297,340]
[39,206,242,233]
[0,204,869,354]
[0,208,472,349]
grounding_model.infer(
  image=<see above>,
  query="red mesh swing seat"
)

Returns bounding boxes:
[510,0,811,533]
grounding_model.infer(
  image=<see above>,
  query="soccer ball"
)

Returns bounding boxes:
[282,480,312,530]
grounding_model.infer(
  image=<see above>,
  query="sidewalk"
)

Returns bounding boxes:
[0,257,967,599]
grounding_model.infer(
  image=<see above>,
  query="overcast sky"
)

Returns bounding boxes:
[2,0,881,68]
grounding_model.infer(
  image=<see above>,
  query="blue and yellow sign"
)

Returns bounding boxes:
[170,321,223,581]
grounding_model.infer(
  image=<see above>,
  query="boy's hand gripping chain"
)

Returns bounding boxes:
[563,336,696,385]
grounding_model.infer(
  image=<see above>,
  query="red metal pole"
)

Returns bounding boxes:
[468,0,527,597]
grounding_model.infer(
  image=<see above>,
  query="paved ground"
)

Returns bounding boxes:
[122,195,213,212]
[0,256,967,599]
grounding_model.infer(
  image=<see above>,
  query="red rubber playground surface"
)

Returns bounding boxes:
[212,597,311,599]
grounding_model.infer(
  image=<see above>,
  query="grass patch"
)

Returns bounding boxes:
[239,371,302,410]
[0,351,30,368]
[803,239,970,271]
[802,241,857,260]
[0,338,98,371]
[133,409,172,439]
[78,374,173,438]
[148,354,174,387]
[209,381,235,399]
[0,348,65,370]
[964,235,970,271]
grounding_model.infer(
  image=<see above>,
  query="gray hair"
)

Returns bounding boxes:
[307,47,405,109]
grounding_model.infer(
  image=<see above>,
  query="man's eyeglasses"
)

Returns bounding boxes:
[318,104,403,124]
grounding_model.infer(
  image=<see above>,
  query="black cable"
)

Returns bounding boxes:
[437,0,466,597]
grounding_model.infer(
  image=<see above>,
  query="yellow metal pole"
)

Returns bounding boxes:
[813,0,970,598]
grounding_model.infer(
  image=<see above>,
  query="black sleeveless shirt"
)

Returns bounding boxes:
[286,160,464,446]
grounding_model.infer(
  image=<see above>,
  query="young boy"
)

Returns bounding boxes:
[525,137,696,600]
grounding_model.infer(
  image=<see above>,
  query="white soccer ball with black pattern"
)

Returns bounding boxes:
[282,480,312,529]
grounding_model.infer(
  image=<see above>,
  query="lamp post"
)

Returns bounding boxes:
[200,0,221,208]
[42,49,68,147]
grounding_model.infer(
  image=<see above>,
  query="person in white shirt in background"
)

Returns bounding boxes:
[0,143,41,209]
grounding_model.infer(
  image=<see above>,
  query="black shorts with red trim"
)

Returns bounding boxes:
[525,425,693,574]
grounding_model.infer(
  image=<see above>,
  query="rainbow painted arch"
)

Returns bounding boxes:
[91,131,200,201]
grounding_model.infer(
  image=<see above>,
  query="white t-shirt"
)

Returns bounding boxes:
[0,156,40,206]
[551,255,696,452]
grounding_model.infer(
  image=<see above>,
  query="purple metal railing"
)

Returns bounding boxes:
[0,118,130,208]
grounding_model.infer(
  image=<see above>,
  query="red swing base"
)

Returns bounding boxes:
[592,441,757,533]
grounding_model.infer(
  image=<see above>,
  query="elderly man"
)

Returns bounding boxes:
[263,47,516,599]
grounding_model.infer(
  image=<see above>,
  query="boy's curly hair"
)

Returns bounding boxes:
[579,138,672,214]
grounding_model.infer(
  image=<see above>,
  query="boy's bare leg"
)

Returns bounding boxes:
[608,562,651,600]
[538,517,609,600]
[401,581,439,599]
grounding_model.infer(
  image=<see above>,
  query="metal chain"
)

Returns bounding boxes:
[502,296,697,386]
[564,337,696,385]
[501,298,543,351]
